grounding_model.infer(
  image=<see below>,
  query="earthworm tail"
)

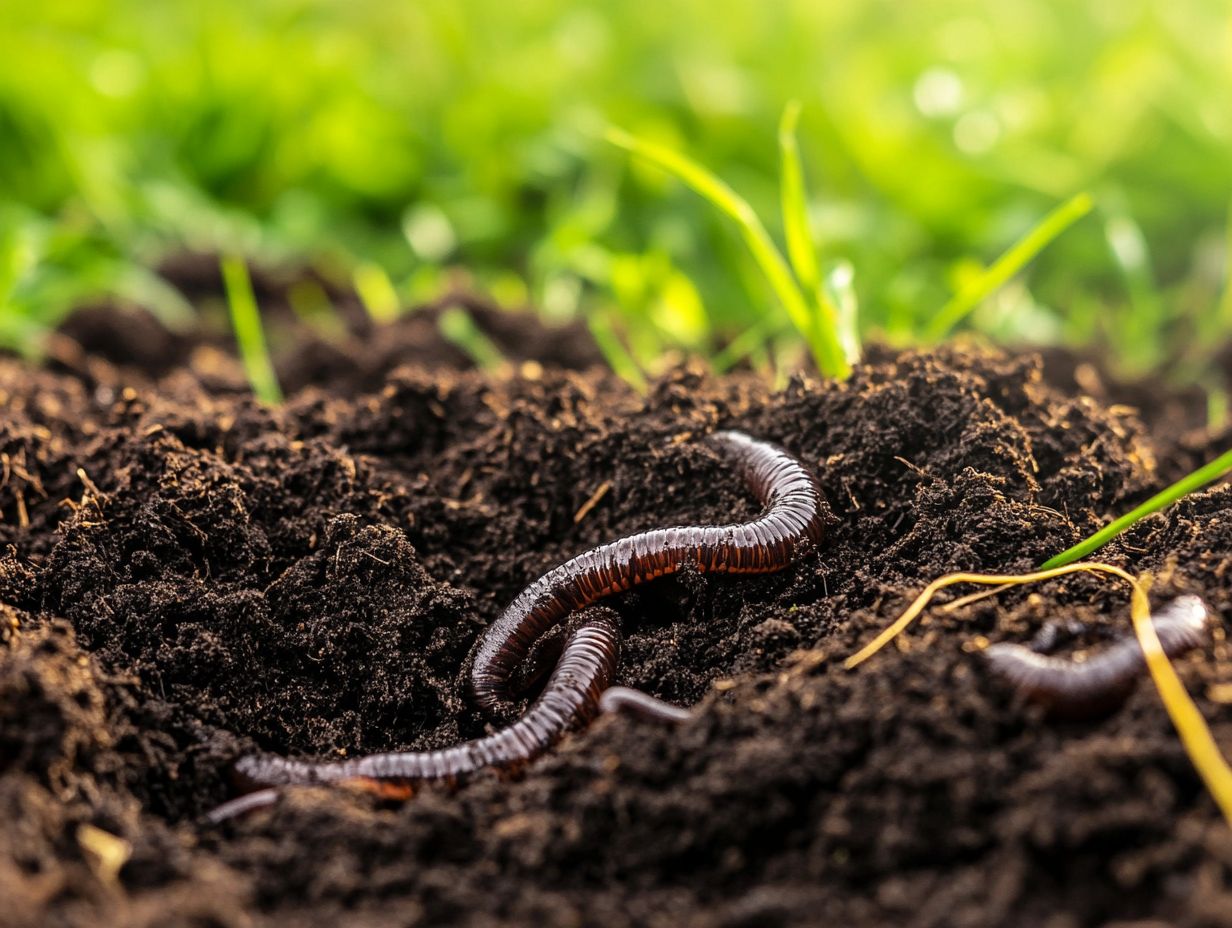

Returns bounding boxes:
[984,595,1209,719]
[470,430,826,716]
[599,686,694,724]
[206,788,281,823]
[207,612,621,823]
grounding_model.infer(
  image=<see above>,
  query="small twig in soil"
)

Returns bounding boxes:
[572,480,612,524]
[1,449,48,528]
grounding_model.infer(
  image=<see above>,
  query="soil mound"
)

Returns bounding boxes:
[2,317,1231,926]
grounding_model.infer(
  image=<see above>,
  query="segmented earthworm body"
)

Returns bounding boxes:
[470,430,826,716]
[599,686,694,724]
[984,595,1209,719]
[207,614,621,823]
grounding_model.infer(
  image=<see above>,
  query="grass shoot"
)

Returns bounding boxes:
[586,307,649,392]
[220,256,283,406]
[926,192,1095,340]
[354,261,402,324]
[437,305,508,373]
[1222,197,1232,327]
[607,103,857,380]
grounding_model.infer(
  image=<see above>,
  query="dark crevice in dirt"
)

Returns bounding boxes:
[2,301,1232,926]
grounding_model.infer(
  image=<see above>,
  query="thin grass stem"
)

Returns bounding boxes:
[353,261,401,324]
[927,192,1094,340]
[778,100,821,295]
[220,256,283,406]
[437,306,507,373]
[1041,448,1232,569]
[586,307,648,392]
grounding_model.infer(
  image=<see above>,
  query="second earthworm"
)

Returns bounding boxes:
[984,595,1209,719]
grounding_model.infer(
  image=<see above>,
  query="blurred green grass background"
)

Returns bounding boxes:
[1,0,1230,384]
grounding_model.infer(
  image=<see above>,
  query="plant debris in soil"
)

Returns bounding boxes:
[3,297,1232,927]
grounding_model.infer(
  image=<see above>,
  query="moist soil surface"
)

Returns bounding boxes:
[3,291,1232,928]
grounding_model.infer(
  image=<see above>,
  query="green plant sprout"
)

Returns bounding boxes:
[354,261,402,324]
[220,256,283,406]
[927,192,1094,340]
[711,315,781,373]
[1042,448,1232,569]
[438,305,508,373]
[607,101,856,380]
[778,102,824,308]
[1221,197,1232,329]
[586,307,649,392]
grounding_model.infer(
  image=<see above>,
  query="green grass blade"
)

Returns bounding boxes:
[1220,197,1232,327]
[586,307,647,392]
[437,306,507,373]
[353,261,401,324]
[1104,209,1166,373]
[115,265,196,330]
[712,316,788,373]
[825,260,861,366]
[287,278,346,339]
[927,191,1094,340]
[778,100,821,295]
[0,226,31,305]
[607,127,756,228]
[220,256,283,406]
[607,126,850,379]
[1041,447,1232,569]
[778,101,860,370]
[1207,385,1228,433]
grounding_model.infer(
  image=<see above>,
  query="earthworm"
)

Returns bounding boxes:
[470,430,826,716]
[983,595,1209,719]
[599,686,694,724]
[1028,619,1087,655]
[207,612,621,824]
[209,431,822,822]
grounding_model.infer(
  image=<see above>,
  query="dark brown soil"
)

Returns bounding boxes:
[54,257,602,397]
[3,294,1232,927]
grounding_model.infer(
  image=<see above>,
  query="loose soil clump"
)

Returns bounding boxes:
[2,298,1232,927]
